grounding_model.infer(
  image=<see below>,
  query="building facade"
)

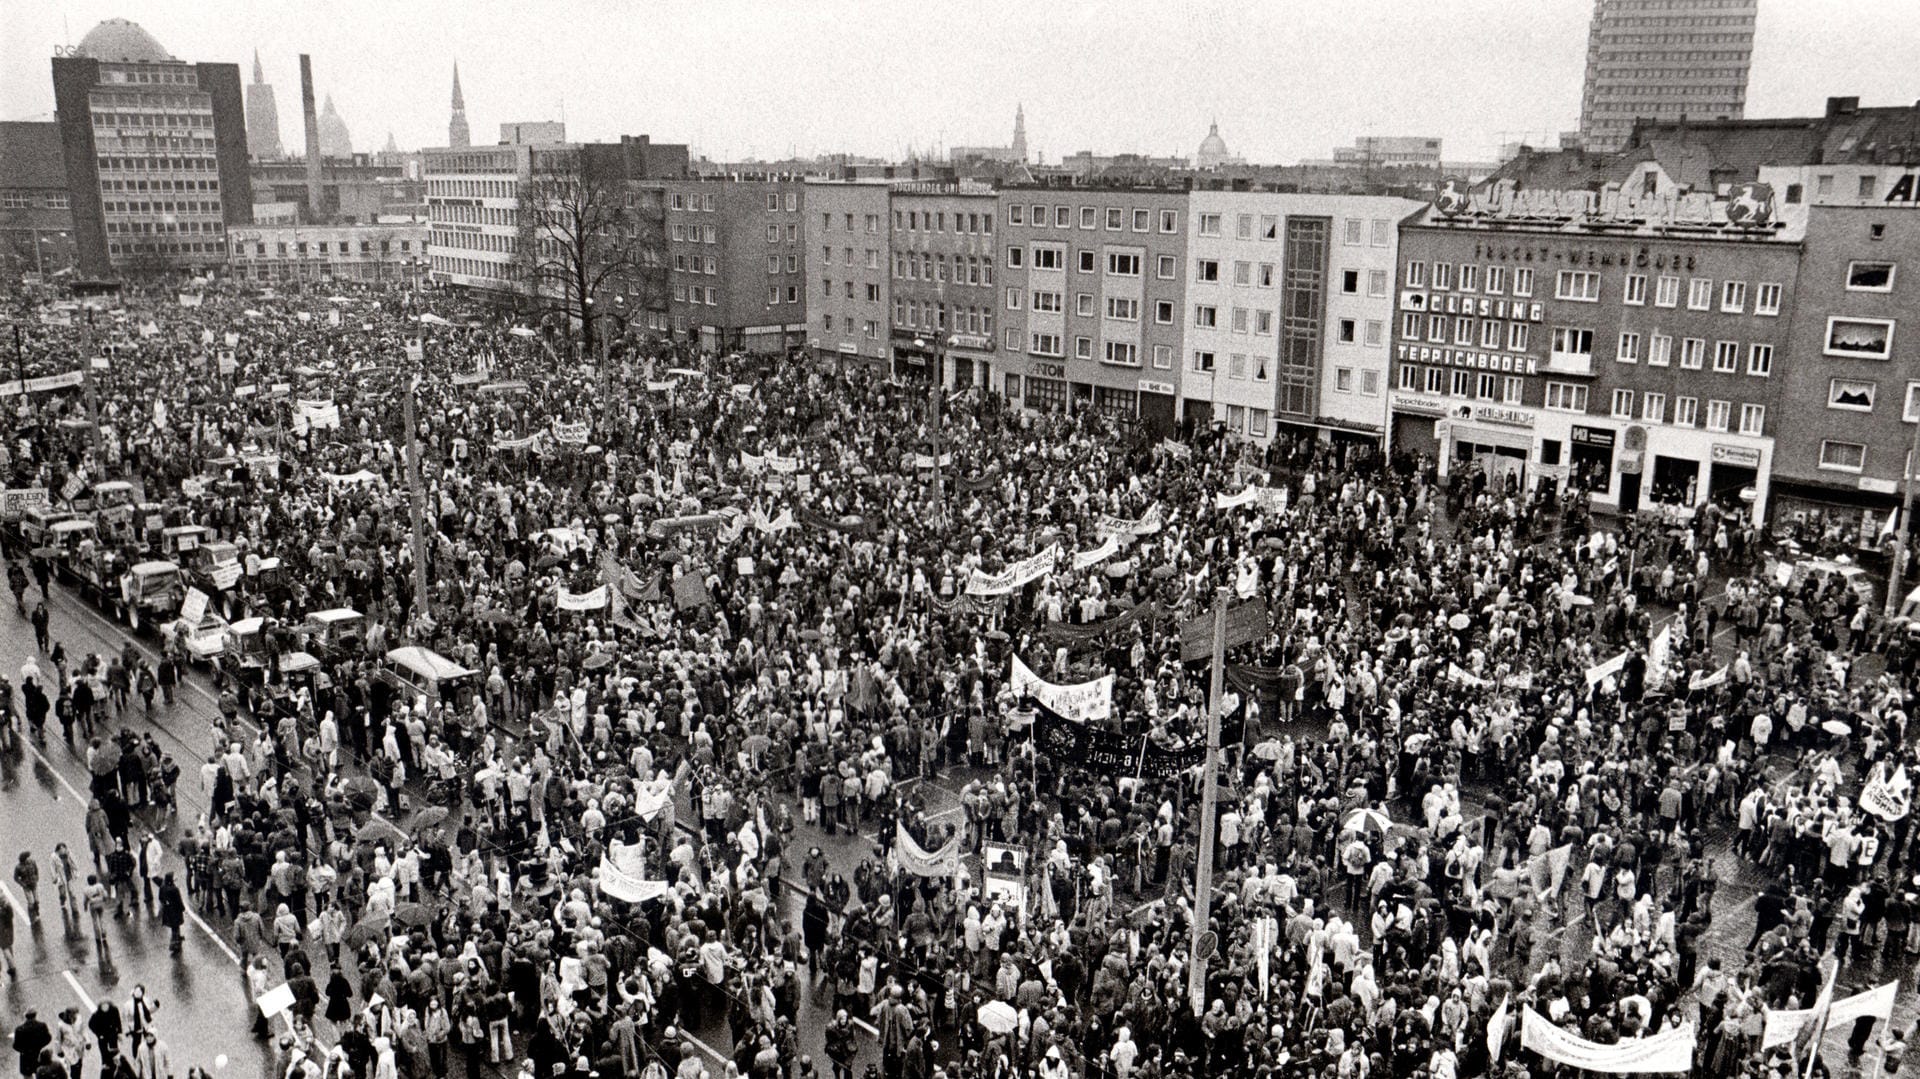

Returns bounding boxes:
[1766,185,1920,536]
[888,184,1000,388]
[1184,192,1421,442]
[0,121,78,276]
[1578,0,1756,152]
[803,180,891,368]
[992,186,1189,436]
[224,222,428,282]
[424,142,542,298]
[244,52,283,159]
[50,19,253,276]
[653,178,807,352]
[1388,180,1801,523]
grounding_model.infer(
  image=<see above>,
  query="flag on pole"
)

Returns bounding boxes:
[1792,960,1838,1079]
[1488,995,1512,1062]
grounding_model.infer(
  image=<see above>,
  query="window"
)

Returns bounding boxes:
[1032,245,1064,270]
[1335,368,1354,392]
[1232,261,1251,286]
[1501,376,1524,404]
[1406,261,1427,288]
[1670,396,1696,427]
[1753,281,1782,316]
[1459,265,1479,292]
[1368,270,1388,297]
[1105,297,1139,321]
[1825,317,1894,359]
[1512,267,1534,297]
[1549,327,1594,373]
[1076,293,1094,316]
[1429,315,1446,342]
[1362,371,1380,396]
[1258,264,1275,288]
[1623,274,1647,305]
[1006,288,1022,310]
[1544,382,1588,412]
[1424,368,1444,393]
[1687,278,1712,310]
[1737,403,1764,436]
[1154,300,1174,324]
[1198,213,1221,236]
[1508,323,1530,351]
[1196,259,1220,282]
[1152,345,1172,369]
[1399,366,1419,391]
[1103,341,1138,366]
[1159,210,1178,233]
[1655,275,1679,307]
[1133,209,1149,232]
[1075,336,1093,359]
[1705,399,1732,432]
[1747,344,1773,377]
[1194,305,1218,328]
[1556,270,1601,301]
[1906,382,1920,422]
[1485,266,1506,295]
[1338,318,1357,344]
[1249,409,1270,437]
[1820,440,1867,473]
[1432,263,1454,290]
[1617,332,1641,364]
[1031,290,1062,313]
[1481,320,1501,348]
[1192,350,1215,372]
[1156,255,1176,279]
[1641,392,1665,422]
[1009,205,1025,225]
[1233,308,1250,333]
[1848,262,1896,292]
[1680,338,1706,370]
[1829,379,1877,411]
[1079,207,1097,229]
[1341,270,1360,295]
[1029,333,1063,357]
[1861,175,1879,199]
[1451,371,1470,396]
[1713,340,1739,373]
[766,225,781,243]
[1006,246,1024,268]
[1611,389,1634,418]
[1107,252,1141,277]
[1371,219,1390,247]
[1343,219,1363,245]
[1054,206,1069,227]
[1236,214,1252,239]
[1078,250,1096,274]
[1721,280,1747,313]
[1255,214,1276,240]
[1229,354,1247,379]
[1454,317,1473,346]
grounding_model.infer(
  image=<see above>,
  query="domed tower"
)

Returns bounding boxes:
[1195,120,1231,170]
[74,17,174,62]
[319,94,354,158]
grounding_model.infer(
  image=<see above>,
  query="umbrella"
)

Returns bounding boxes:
[326,296,351,304]
[391,903,433,928]
[355,817,406,845]
[30,547,59,559]
[411,806,449,830]
[1822,719,1853,736]
[582,652,614,671]
[976,1001,1018,1035]
[90,741,122,776]
[508,326,538,338]
[984,629,1010,642]
[477,609,517,624]
[1341,807,1393,835]
[1447,613,1471,631]
[534,554,564,570]
[1563,594,1595,608]
[418,313,451,326]
[1250,739,1288,761]
[342,914,391,950]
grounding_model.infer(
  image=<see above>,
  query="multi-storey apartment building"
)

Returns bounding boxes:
[224,222,428,283]
[51,19,252,276]
[1578,0,1756,152]
[651,177,807,353]
[802,180,891,369]
[1183,192,1421,442]
[1389,177,1801,522]
[992,185,1189,437]
[423,141,545,299]
[888,184,1000,388]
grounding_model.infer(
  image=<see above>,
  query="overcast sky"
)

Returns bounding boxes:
[5,0,1918,164]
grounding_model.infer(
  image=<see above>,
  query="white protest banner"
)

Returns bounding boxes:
[255,983,295,1020]
[217,351,237,375]
[404,338,424,363]
[1072,535,1121,571]
[138,321,159,339]
[980,842,1026,903]
[234,384,257,398]
[1520,1008,1693,1074]
[176,293,203,308]
[211,563,244,591]
[596,856,670,903]
[1860,764,1911,821]
[1488,996,1512,1062]
[1255,486,1289,513]
[1585,650,1629,689]
[894,824,962,878]
[1762,981,1897,1049]
[552,421,590,445]
[1689,666,1729,691]
[751,507,796,534]
[911,452,953,470]
[1160,438,1191,459]
[494,435,540,451]
[0,371,85,398]
[224,332,239,347]
[1011,655,1113,723]
[328,309,341,326]
[1447,662,1491,688]
[557,585,609,611]
[0,488,50,521]
[740,451,765,474]
[1215,486,1260,510]
[1097,505,1163,538]
[766,453,799,474]
[966,546,1059,596]
[180,588,209,626]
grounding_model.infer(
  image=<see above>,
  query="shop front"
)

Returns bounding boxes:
[948,333,996,390]
[1632,425,1772,524]
[1439,403,1537,494]
[1386,392,1447,460]
[1706,442,1763,517]
[1568,424,1617,497]
[1016,358,1071,413]
[1138,379,1177,439]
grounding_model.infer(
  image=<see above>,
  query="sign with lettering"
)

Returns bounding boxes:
[1395,343,1540,376]
[0,488,50,521]
[1710,444,1761,468]
[1571,425,1615,449]
[1433,179,1780,231]
[1028,360,1066,379]
[1137,379,1175,396]
[1389,393,1447,417]
[1470,405,1535,429]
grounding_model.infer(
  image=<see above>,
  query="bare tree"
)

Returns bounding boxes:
[514,148,653,359]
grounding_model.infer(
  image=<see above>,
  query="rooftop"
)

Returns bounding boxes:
[75,18,174,63]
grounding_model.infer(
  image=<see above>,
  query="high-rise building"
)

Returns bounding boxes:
[1578,0,1757,153]
[50,18,253,275]
[245,50,283,159]
[448,63,470,149]
[319,94,354,159]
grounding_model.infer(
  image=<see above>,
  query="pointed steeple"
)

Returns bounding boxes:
[253,49,264,84]
[448,61,471,148]
[1012,103,1028,164]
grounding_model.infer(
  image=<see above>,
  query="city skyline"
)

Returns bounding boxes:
[4,0,1919,166]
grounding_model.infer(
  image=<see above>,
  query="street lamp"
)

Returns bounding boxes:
[912,333,956,523]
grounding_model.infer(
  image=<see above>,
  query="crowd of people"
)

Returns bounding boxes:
[2,272,1917,1079]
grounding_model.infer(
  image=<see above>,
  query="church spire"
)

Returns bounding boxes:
[253,49,264,84]
[448,62,471,148]
[1012,103,1028,163]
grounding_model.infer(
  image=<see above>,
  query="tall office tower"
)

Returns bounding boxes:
[1578,0,1756,152]
[245,51,284,159]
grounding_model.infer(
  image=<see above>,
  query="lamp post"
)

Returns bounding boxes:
[912,333,954,523]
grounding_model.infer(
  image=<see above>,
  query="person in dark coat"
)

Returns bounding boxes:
[11,1012,51,1078]
[155,876,184,954]
[325,966,354,1024]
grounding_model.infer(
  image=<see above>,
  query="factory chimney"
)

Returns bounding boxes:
[299,54,324,221]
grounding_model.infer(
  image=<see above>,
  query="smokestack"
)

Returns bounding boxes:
[299,54,323,221]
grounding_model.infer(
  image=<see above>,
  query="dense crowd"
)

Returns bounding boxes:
[3,273,1917,1079]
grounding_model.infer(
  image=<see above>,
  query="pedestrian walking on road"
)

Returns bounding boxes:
[12,1010,50,1079]
[28,603,47,655]
[156,875,183,954]
[13,853,39,922]
[0,900,16,980]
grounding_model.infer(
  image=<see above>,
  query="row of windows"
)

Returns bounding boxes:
[670,223,716,244]
[673,254,717,275]
[1402,312,1535,353]
[433,203,515,227]
[1610,331,1773,375]
[1330,368,1383,396]
[816,315,881,340]
[822,279,881,302]
[100,177,212,193]
[1009,204,1178,234]
[765,224,798,244]
[234,239,413,258]
[428,179,514,199]
[96,156,217,173]
[819,212,884,235]
[0,192,69,209]
[103,219,221,235]
[668,193,716,212]
[1004,244,1163,277]
[894,251,991,286]
[670,285,718,305]
[102,200,219,216]
[1393,364,1765,435]
[435,255,506,281]
[764,193,800,212]
[766,286,800,306]
[98,66,199,87]
[892,209,993,235]
[107,240,219,256]
[90,111,212,129]
[766,254,799,274]
[433,230,511,254]
[893,301,992,337]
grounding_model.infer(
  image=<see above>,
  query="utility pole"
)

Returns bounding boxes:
[1885,414,1920,619]
[932,333,946,522]
[1187,587,1229,1017]
[400,372,431,626]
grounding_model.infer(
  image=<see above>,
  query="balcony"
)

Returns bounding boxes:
[1545,351,1593,377]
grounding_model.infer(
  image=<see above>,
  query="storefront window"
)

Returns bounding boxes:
[1025,376,1070,412]
[1093,386,1138,418]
